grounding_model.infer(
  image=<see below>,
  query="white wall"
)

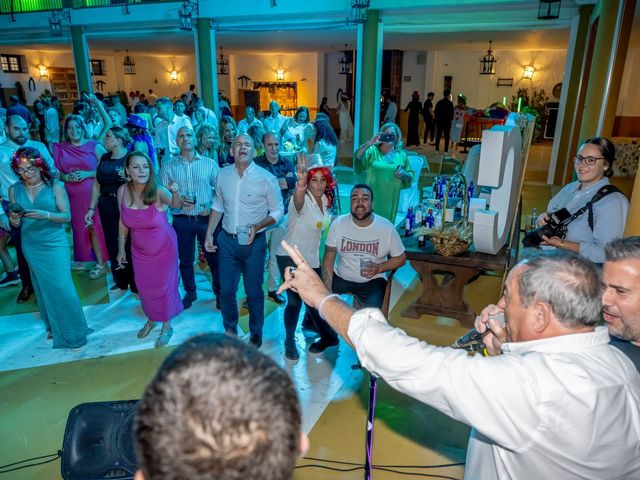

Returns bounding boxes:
[228,52,319,110]
[400,51,427,107]
[323,51,350,110]
[420,48,567,109]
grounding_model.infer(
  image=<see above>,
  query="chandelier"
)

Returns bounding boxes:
[217,47,229,75]
[122,49,136,75]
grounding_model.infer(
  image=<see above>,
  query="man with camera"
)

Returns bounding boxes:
[278,243,640,479]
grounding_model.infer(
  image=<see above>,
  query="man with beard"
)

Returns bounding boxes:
[0,115,57,301]
[204,134,283,349]
[603,236,640,370]
[320,184,405,353]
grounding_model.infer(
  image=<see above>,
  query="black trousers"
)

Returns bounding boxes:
[331,274,387,309]
[98,193,137,291]
[435,120,452,152]
[423,116,435,143]
[277,255,338,343]
[3,199,32,290]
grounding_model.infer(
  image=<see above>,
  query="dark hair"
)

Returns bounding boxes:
[63,115,88,142]
[580,137,616,177]
[313,116,338,146]
[605,236,640,262]
[427,92,435,97]
[11,146,54,185]
[134,103,147,114]
[72,101,88,116]
[135,333,301,480]
[351,183,374,202]
[294,106,310,124]
[174,99,185,107]
[108,126,132,147]
[125,151,157,206]
[443,89,451,97]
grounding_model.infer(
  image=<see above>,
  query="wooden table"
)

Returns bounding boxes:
[401,233,509,327]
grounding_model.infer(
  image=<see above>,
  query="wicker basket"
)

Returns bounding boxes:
[426,174,471,256]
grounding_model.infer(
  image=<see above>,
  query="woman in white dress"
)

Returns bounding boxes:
[280,106,315,157]
[337,90,353,142]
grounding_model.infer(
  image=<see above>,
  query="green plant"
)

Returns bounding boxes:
[510,87,549,142]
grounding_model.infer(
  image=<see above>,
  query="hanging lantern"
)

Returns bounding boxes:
[217,47,229,75]
[350,0,370,24]
[479,41,497,75]
[122,49,136,75]
[538,0,561,20]
[178,0,199,31]
[338,44,352,75]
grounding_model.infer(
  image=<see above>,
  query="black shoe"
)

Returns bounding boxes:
[0,272,20,288]
[285,339,299,361]
[17,285,33,303]
[268,290,286,304]
[250,334,262,349]
[308,337,339,354]
[182,292,197,310]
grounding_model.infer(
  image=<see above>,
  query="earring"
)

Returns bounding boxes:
[126,175,131,181]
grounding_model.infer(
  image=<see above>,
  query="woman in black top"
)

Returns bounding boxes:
[85,126,137,292]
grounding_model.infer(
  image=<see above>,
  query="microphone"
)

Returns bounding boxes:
[451,328,483,349]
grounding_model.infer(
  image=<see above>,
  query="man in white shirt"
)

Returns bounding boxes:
[237,107,262,135]
[261,101,288,134]
[43,99,60,147]
[602,236,640,371]
[154,97,192,167]
[160,126,220,311]
[0,115,57,302]
[383,95,398,124]
[205,133,283,348]
[277,248,640,480]
[323,183,406,316]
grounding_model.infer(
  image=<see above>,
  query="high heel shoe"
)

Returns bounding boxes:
[137,321,156,339]
[155,327,174,348]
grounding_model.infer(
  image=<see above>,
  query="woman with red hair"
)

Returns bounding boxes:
[275,153,337,361]
[8,146,88,349]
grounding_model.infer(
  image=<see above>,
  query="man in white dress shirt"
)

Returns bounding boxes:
[154,97,192,167]
[236,107,262,135]
[205,133,283,348]
[277,248,640,480]
[261,101,288,134]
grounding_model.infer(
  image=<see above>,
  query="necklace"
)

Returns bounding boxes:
[26,181,43,188]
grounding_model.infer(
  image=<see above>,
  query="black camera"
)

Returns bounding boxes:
[379,133,396,143]
[522,208,572,248]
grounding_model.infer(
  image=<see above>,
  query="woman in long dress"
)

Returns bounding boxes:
[404,91,422,147]
[8,146,88,349]
[337,92,354,142]
[117,151,183,348]
[53,111,109,279]
[354,122,414,223]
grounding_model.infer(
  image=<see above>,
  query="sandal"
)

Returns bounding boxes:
[89,264,108,279]
[71,261,85,272]
[155,327,174,348]
[137,321,156,339]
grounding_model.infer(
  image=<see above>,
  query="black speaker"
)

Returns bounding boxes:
[544,102,560,139]
[61,400,139,480]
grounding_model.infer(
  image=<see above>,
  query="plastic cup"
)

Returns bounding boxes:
[236,225,251,245]
[360,258,377,277]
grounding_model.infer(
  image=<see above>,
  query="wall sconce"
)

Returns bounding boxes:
[49,9,71,37]
[170,70,178,81]
[276,68,285,81]
[38,65,49,79]
[338,44,352,75]
[522,64,536,80]
[538,0,561,20]
[178,0,199,31]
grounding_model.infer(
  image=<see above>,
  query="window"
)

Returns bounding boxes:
[1,54,26,73]
[90,59,106,76]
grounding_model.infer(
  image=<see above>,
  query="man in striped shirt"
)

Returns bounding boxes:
[160,126,220,310]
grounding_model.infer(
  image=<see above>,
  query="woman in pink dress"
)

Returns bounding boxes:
[117,151,183,348]
[53,111,109,279]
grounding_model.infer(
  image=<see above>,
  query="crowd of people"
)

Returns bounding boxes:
[2,86,639,480]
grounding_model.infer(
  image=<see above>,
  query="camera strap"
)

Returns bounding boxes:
[566,184,623,231]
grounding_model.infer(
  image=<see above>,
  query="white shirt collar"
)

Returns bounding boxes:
[503,326,610,355]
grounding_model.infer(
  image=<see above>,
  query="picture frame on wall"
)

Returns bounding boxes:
[497,78,514,87]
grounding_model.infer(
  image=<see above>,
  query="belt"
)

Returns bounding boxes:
[173,214,208,221]
[223,229,265,239]
[100,192,117,198]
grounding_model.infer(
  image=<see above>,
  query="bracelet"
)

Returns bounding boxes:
[319,293,341,320]
[118,235,127,242]
[88,207,95,211]
[47,212,51,220]
[558,239,565,248]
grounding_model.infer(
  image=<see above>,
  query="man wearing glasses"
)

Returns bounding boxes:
[534,137,628,264]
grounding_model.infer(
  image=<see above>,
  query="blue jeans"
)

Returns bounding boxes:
[218,230,267,336]
[332,274,387,309]
[172,215,220,298]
